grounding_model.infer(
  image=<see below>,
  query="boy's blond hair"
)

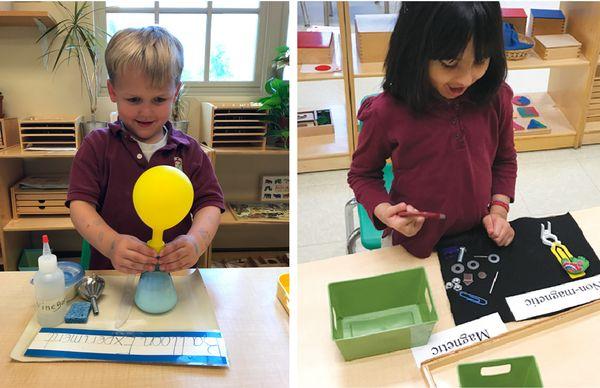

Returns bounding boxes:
[105,26,183,88]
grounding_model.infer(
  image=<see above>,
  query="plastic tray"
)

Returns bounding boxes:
[458,356,543,387]
[328,267,438,361]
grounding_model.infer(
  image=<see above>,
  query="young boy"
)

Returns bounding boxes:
[67,26,224,273]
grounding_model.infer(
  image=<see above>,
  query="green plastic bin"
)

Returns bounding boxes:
[18,249,43,271]
[458,356,543,387]
[328,267,438,361]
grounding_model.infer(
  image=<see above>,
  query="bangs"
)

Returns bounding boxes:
[427,3,499,62]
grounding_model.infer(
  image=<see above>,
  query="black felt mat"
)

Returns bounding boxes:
[436,213,600,325]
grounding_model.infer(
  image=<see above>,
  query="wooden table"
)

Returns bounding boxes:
[298,207,600,387]
[0,268,289,388]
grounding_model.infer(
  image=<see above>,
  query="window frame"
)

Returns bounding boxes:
[95,1,288,96]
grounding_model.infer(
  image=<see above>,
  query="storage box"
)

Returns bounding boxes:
[277,273,289,314]
[0,117,19,149]
[530,9,565,36]
[533,34,581,60]
[502,8,527,34]
[19,115,82,151]
[328,267,438,361]
[458,356,543,387]
[298,31,334,64]
[298,109,334,142]
[11,177,69,218]
[355,14,397,63]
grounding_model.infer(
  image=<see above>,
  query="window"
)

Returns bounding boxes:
[105,1,261,83]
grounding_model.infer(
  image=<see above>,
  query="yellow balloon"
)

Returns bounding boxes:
[133,165,194,252]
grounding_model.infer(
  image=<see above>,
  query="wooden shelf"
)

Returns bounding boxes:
[215,147,289,155]
[0,10,56,28]
[299,30,344,82]
[3,216,74,232]
[221,206,288,226]
[514,92,578,151]
[583,121,600,145]
[350,33,590,79]
[0,145,75,158]
[298,105,350,160]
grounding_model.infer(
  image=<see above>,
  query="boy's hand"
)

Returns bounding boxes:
[109,234,158,274]
[482,210,515,246]
[158,234,206,272]
[374,202,425,237]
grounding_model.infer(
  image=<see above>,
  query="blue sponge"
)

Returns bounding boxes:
[65,301,92,323]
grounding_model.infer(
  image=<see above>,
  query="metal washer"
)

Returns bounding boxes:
[467,260,479,270]
[488,254,500,264]
[451,263,465,274]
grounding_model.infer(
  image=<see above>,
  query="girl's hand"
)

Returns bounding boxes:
[374,202,425,237]
[482,211,515,246]
[158,234,205,272]
[109,234,158,274]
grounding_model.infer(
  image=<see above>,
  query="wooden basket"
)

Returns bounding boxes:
[505,34,535,61]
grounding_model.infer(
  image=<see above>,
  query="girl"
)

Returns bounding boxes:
[348,2,517,258]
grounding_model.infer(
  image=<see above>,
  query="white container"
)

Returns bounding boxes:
[34,235,66,327]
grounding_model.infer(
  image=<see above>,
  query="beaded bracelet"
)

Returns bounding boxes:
[489,200,509,213]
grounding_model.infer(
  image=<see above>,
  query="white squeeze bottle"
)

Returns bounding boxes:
[34,235,66,327]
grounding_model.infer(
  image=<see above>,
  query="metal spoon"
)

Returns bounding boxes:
[77,273,105,315]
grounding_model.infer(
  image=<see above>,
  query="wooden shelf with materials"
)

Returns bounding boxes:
[298,30,344,82]
[0,10,56,28]
[340,2,600,154]
[298,105,351,173]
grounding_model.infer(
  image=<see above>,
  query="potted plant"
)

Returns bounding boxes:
[37,2,108,136]
[257,46,289,149]
[171,84,189,133]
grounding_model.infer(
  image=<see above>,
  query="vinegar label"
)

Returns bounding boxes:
[37,297,66,313]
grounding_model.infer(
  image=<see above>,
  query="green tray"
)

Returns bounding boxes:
[18,249,43,271]
[458,356,543,387]
[328,267,438,361]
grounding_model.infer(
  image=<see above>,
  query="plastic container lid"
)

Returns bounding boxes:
[58,261,84,287]
[30,261,84,287]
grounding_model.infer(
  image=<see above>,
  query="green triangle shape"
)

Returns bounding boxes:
[527,119,546,129]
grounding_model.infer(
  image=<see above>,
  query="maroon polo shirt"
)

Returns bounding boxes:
[348,82,517,258]
[67,121,225,269]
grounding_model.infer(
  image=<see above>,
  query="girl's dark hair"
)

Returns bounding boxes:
[383,2,507,114]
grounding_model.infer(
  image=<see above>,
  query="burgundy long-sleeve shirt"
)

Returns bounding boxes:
[348,82,517,258]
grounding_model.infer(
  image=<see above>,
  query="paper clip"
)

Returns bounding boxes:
[458,291,488,306]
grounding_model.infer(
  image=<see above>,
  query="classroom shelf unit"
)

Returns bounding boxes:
[298,3,356,173]
[298,2,600,174]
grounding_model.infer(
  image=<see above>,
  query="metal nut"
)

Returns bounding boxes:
[452,277,461,284]
[445,282,454,289]
[453,284,463,291]
[451,263,465,274]
[488,254,500,263]
[478,271,487,279]
[467,260,480,270]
